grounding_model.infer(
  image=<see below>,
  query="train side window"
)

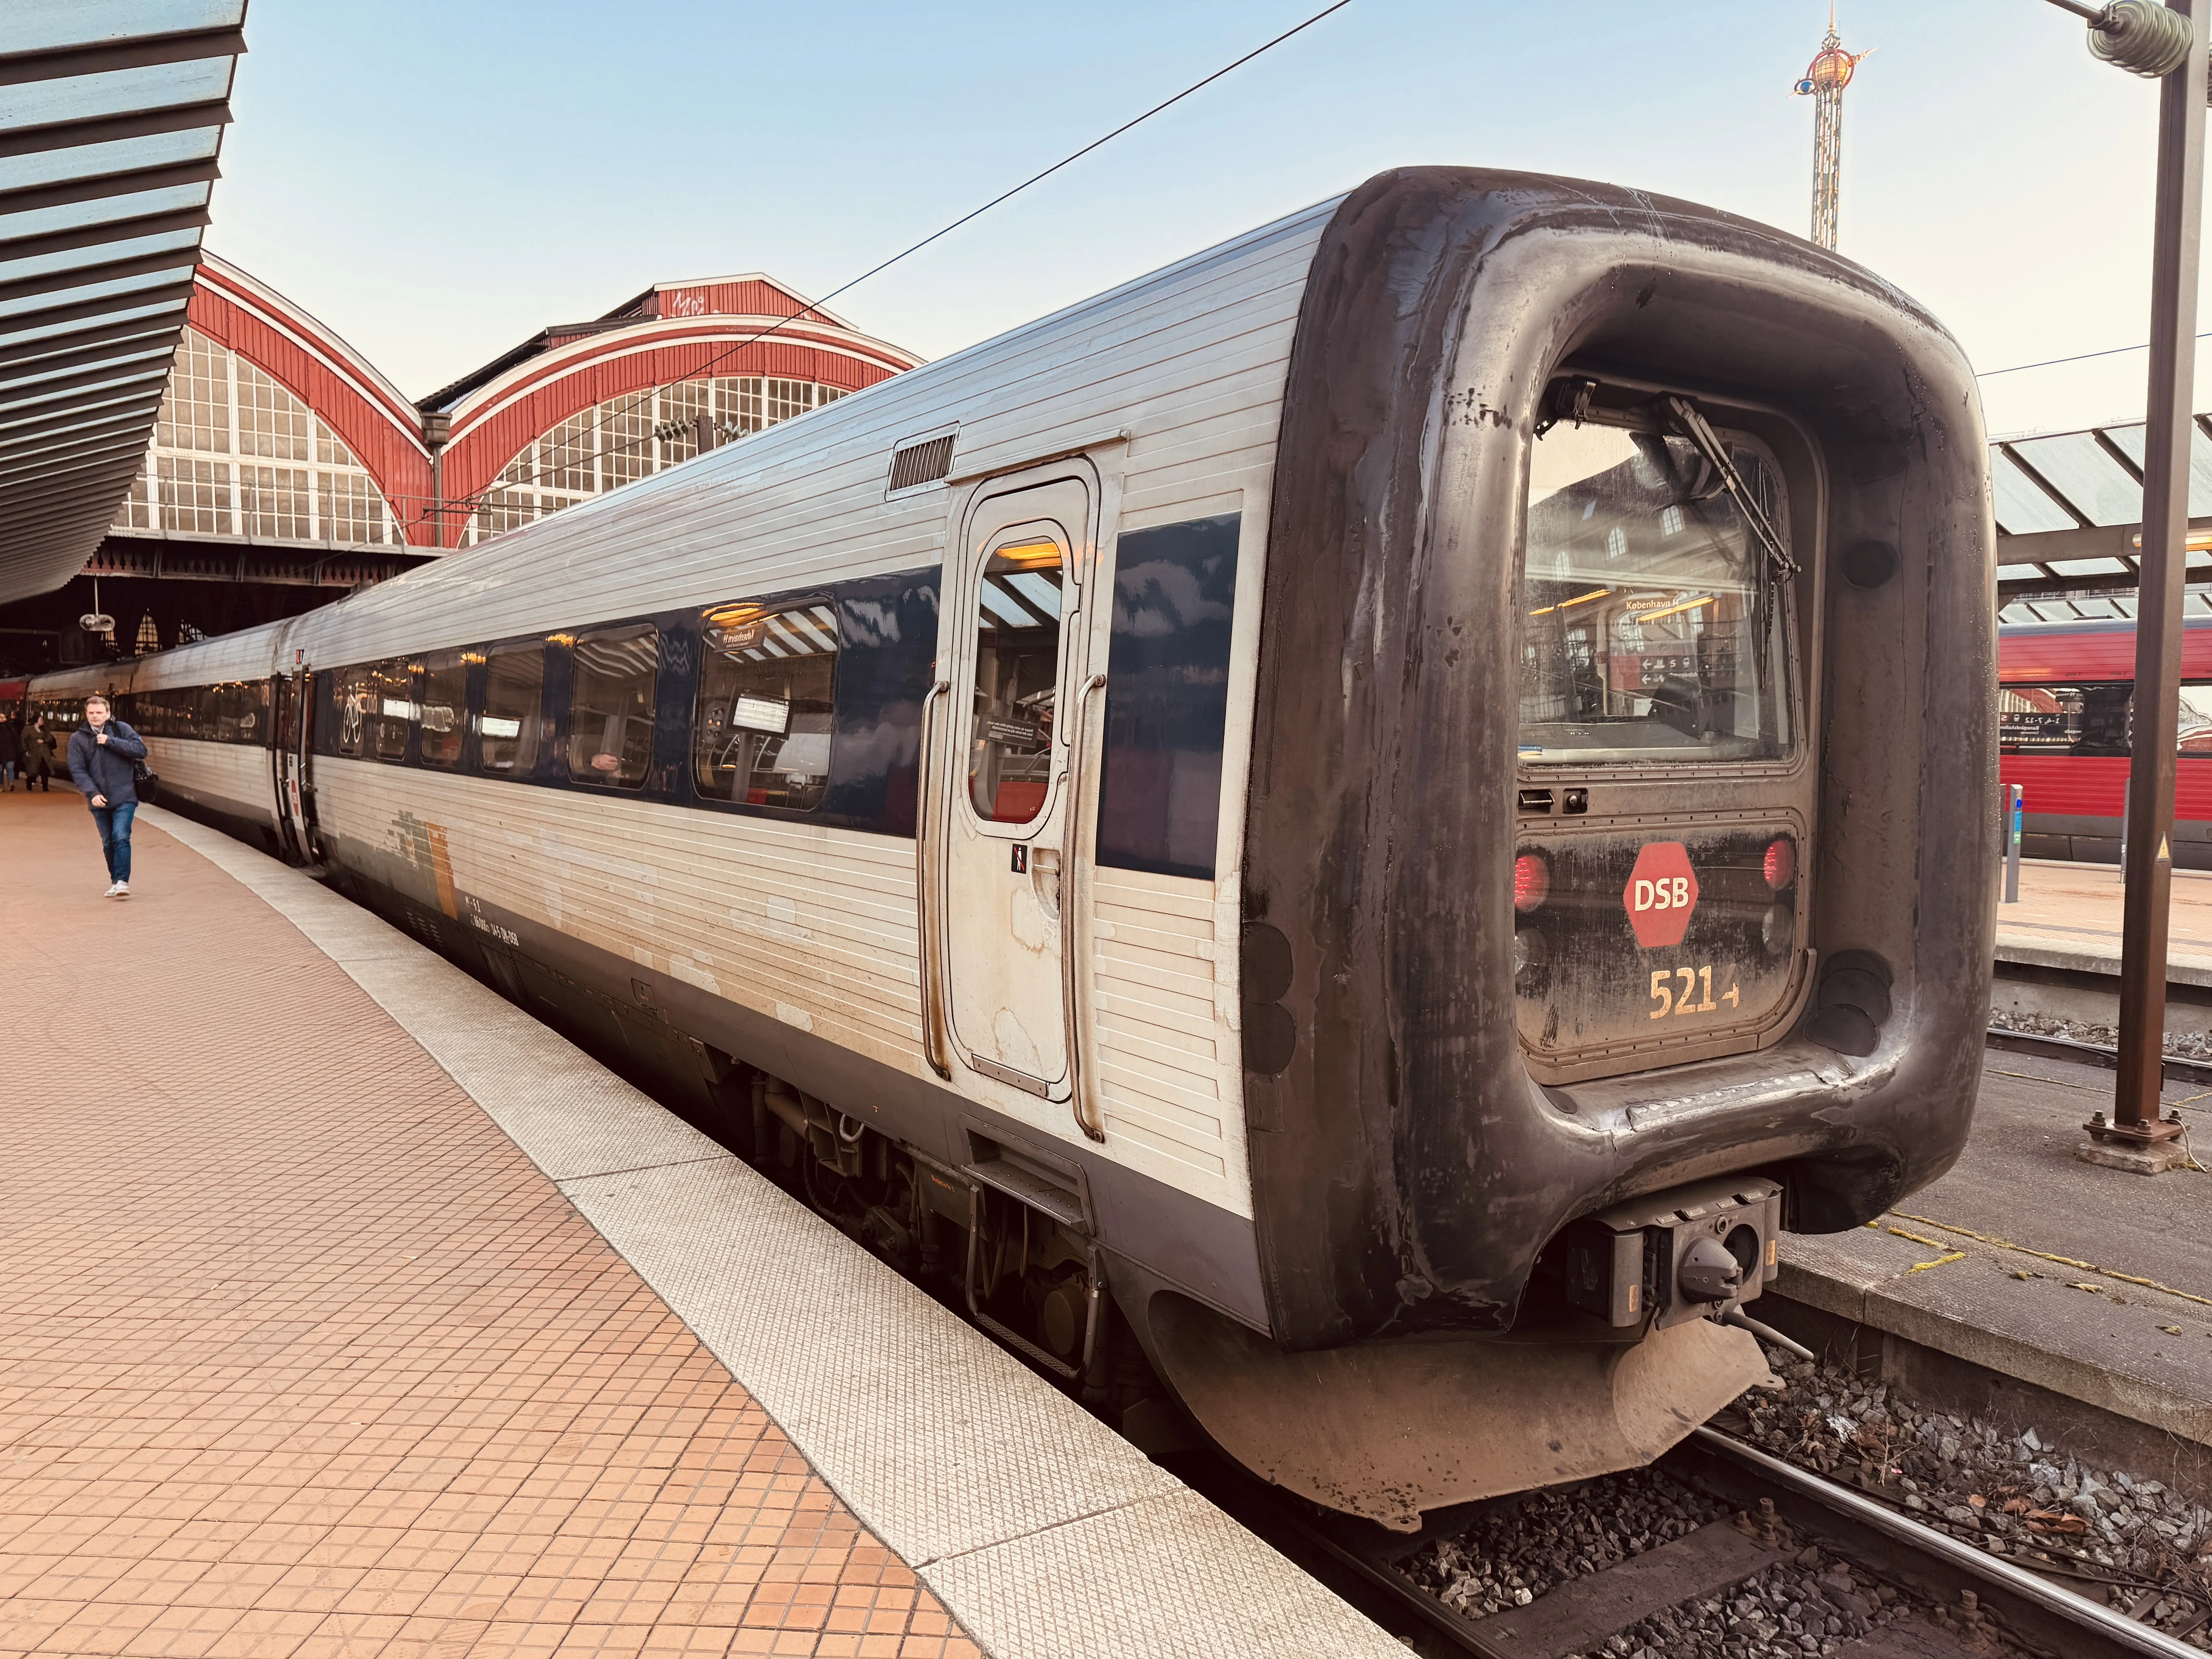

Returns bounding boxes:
[966,532,1067,824]
[2181,685,2212,754]
[212,680,265,744]
[479,644,546,775]
[276,675,299,753]
[372,661,414,762]
[331,665,376,757]
[1998,684,2128,756]
[418,650,467,769]
[694,601,838,811]
[568,625,658,788]
[1095,512,1242,880]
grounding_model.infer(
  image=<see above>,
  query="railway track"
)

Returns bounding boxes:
[1195,1423,2208,1659]
[1985,1021,2212,1088]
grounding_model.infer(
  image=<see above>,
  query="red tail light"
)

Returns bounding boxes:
[1514,853,1550,913]
[1763,837,1796,891]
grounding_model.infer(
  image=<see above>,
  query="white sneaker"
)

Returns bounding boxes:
[113,881,130,899]
[103,882,120,897]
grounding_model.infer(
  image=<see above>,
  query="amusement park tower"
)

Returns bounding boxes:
[1793,9,1869,250]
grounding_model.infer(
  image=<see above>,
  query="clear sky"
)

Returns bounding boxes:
[211,0,2207,439]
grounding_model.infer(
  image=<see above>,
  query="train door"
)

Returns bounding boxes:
[929,470,1103,1106]
[274,665,317,863]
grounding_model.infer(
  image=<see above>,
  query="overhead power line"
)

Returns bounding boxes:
[1977,331,2212,379]
[434,0,1354,527]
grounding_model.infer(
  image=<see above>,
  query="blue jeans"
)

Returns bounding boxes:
[91,801,136,882]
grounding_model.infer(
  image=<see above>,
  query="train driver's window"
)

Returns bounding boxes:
[373,661,414,762]
[966,532,1066,824]
[418,650,467,769]
[568,625,658,788]
[693,602,838,811]
[1520,420,1792,764]
[478,644,545,775]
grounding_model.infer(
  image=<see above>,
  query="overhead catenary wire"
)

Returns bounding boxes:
[1977,330,2212,378]
[431,1,1353,528]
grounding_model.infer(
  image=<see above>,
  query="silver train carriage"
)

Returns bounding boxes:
[33,168,1996,1529]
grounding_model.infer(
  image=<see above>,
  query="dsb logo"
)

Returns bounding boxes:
[1632,876,1691,912]
[1623,842,1699,948]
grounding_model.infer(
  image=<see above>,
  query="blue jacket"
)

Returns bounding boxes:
[67,719,148,806]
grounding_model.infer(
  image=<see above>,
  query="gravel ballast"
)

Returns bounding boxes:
[1397,1339,2212,1655]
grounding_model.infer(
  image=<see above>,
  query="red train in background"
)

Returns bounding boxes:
[2000,615,2212,867]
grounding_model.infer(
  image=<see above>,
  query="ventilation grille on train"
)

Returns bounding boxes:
[887,434,955,493]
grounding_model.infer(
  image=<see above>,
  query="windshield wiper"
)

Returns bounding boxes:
[1666,397,1800,582]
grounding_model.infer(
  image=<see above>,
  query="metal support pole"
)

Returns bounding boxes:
[2106,0,2205,1150]
[2005,784,2023,904]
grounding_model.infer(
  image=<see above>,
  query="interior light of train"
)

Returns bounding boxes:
[1762,836,1795,890]
[1637,594,1717,625]
[993,539,1063,568]
[1528,586,1611,617]
[1513,853,1550,913]
[462,651,486,665]
[548,632,576,646]
[708,604,765,628]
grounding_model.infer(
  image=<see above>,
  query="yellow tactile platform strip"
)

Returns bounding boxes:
[0,792,976,1659]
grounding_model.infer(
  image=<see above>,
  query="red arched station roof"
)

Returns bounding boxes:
[431,276,922,548]
[188,256,437,544]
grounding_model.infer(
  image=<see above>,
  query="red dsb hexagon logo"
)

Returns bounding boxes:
[1624,841,1700,949]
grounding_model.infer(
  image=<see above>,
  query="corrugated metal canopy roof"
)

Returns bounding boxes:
[0,1,245,605]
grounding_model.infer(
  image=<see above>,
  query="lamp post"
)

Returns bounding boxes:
[2046,0,2205,1165]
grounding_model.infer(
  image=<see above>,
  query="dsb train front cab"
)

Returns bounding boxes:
[1148,172,1996,1523]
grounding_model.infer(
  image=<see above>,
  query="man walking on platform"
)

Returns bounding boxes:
[66,696,148,898]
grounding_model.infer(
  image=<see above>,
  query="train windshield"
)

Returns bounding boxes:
[1520,422,1792,765]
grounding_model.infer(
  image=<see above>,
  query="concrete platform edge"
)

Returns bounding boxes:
[138,806,1401,1659]
[1777,1239,2212,1451]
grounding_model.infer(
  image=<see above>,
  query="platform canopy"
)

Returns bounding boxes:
[0,1,246,606]
[1993,414,2212,599]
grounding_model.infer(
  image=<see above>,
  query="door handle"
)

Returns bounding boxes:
[915,680,953,1079]
[1060,673,1108,1140]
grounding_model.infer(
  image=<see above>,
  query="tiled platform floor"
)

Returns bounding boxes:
[1998,857,2212,963]
[0,791,975,1659]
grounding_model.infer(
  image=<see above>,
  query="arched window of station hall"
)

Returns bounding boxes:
[111,326,399,546]
[466,376,851,546]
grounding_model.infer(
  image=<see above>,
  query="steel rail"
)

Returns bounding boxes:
[1689,1427,2204,1659]
[1987,1020,2212,1087]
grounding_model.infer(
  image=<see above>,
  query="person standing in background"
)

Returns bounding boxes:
[0,712,17,790]
[65,695,147,898]
[20,716,53,791]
